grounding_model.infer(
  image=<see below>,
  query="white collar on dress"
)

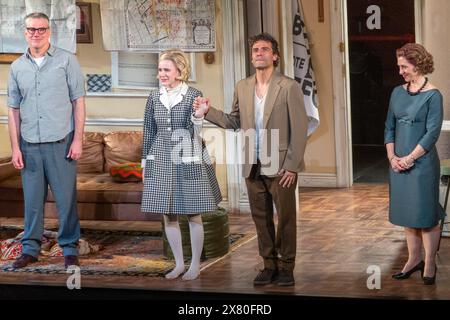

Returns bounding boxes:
[159,82,189,111]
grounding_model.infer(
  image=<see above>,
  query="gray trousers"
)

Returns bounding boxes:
[20,132,80,257]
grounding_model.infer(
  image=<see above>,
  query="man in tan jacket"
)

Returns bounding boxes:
[194,33,308,286]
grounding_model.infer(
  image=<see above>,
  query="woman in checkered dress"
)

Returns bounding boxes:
[141,50,222,280]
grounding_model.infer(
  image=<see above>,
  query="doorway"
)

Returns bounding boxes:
[347,0,415,183]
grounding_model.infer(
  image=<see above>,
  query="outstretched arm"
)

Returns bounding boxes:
[193,88,241,130]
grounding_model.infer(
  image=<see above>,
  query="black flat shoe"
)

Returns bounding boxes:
[423,265,437,285]
[392,260,424,280]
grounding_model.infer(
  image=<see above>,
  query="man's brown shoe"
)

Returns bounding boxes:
[253,268,278,286]
[64,255,79,269]
[12,254,38,269]
[277,269,295,286]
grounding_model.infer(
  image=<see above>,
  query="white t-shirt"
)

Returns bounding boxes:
[254,90,267,160]
[33,56,45,67]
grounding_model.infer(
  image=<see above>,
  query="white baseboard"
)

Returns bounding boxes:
[298,172,338,188]
[238,201,251,214]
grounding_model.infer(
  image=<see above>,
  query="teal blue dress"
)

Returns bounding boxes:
[384,86,445,228]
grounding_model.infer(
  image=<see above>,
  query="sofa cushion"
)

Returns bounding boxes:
[0,175,23,201]
[0,174,143,204]
[104,131,143,172]
[0,157,12,164]
[0,160,18,182]
[69,173,142,203]
[78,132,105,174]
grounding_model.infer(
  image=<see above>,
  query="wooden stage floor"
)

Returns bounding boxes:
[1,183,449,300]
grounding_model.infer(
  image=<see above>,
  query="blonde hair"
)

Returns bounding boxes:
[158,49,191,82]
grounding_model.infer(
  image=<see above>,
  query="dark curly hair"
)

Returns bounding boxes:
[249,33,280,67]
[396,43,434,75]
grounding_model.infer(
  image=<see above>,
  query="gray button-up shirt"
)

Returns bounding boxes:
[7,45,85,143]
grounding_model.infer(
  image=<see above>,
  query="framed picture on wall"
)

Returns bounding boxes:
[76,2,93,43]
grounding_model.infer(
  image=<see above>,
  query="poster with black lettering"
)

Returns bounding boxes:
[292,0,320,136]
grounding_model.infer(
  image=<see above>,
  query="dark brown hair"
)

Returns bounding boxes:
[249,33,280,67]
[396,43,434,75]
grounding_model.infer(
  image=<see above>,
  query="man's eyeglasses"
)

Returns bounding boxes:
[26,27,49,35]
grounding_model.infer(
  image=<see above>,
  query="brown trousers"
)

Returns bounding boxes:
[245,163,298,271]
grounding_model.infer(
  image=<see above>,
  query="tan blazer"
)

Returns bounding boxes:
[206,72,308,178]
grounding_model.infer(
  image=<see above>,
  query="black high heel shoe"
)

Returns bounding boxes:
[392,260,424,280]
[423,265,437,285]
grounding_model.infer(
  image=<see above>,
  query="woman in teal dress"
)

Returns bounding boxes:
[385,43,444,285]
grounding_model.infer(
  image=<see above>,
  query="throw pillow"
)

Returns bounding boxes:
[110,163,143,182]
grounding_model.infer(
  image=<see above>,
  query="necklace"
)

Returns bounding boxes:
[406,77,428,96]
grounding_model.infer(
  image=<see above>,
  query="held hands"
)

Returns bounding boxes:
[278,169,297,188]
[398,155,415,170]
[389,156,403,173]
[389,155,414,173]
[193,96,210,118]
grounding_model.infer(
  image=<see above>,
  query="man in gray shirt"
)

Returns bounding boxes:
[7,12,86,269]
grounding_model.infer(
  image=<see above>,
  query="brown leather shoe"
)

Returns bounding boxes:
[253,268,278,286]
[12,254,38,269]
[277,269,295,286]
[64,255,80,269]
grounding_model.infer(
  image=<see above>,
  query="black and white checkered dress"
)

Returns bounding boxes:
[141,86,222,214]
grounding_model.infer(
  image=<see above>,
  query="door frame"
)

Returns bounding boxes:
[221,0,248,212]
[331,0,424,187]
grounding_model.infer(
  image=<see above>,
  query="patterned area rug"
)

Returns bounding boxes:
[0,226,252,277]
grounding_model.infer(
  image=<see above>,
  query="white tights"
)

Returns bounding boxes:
[164,214,204,280]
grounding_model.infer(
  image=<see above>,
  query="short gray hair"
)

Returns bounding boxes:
[24,12,50,26]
